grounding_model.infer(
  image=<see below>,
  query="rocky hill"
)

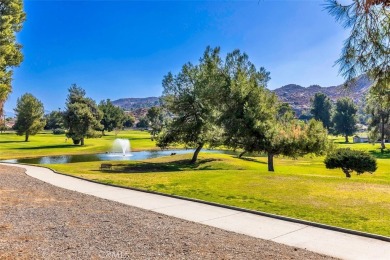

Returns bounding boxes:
[112,75,372,118]
[112,97,160,111]
[274,74,372,116]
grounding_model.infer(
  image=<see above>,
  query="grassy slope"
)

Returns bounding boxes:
[0,130,155,159]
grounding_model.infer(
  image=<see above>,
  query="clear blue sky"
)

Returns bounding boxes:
[5,0,348,115]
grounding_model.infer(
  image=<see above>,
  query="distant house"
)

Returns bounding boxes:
[353,135,369,143]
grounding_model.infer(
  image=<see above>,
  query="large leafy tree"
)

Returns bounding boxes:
[63,84,102,145]
[0,0,26,117]
[366,81,390,152]
[98,99,125,135]
[217,50,329,171]
[13,93,45,141]
[157,47,225,163]
[310,93,333,130]
[332,98,358,142]
[217,50,275,159]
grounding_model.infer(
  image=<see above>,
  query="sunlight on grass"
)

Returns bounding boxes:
[1,130,389,236]
[48,152,390,237]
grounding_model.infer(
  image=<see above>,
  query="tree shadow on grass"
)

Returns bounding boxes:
[236,157,267,164]
[0,140,25,144]
[96,158,220,173]
[15,144,79,150]
[369,149,390,159]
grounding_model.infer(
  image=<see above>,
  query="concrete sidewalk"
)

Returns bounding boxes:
[3,163,389,260]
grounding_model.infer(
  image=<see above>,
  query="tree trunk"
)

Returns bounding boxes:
[342,168,351,178]
[345,135,349,143]
[267,153,274,172]
[190,143,203,164]
[80,138,84,146]
[25,133,29,142]
[102,130,105,136]
[380,117,386,153]
[238,151,246,158]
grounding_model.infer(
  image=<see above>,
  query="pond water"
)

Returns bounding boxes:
[2,149,234,164]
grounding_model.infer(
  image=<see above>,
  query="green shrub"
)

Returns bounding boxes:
[324,148,377,178]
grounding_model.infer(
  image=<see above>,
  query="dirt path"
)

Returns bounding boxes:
[0,164,333,259]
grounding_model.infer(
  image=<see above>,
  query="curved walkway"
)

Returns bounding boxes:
[3,163,390,260]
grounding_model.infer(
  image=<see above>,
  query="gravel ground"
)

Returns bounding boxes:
[0,164,334,259]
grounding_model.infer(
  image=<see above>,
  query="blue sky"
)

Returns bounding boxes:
[5,0,348,114]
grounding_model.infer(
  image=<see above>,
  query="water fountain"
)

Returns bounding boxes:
[112,138,131,156]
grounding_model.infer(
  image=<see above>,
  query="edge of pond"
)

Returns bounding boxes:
[12,162,390,243]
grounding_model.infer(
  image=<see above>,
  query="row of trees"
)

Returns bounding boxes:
[310,93,358,143]
[12,85,137,143]
[156,47,330,171]
[311,87,389,152]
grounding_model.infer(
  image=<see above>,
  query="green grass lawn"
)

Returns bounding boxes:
[48,152,390,237]
[1,131,389,236]
[0,129,156,159]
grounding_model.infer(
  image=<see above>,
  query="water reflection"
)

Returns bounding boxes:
[2,149,234,164]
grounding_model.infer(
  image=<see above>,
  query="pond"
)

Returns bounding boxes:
[1,149,234,164]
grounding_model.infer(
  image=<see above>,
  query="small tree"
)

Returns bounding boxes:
[13,93,45,141]
[146,106,165,140]
[262,119,329,172]
[44,110,64,130]
[63,84,102,145]
[324,148,377,178]
[123,113,135,128]
[136,117,149,128]
[310,93,332,130]
[366,82,390,153]
[99,99,125,135]
[332,98,358,143]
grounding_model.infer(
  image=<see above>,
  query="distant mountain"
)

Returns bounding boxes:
[112,97,160,111]
[112,75,373,118]
[273,74,373,116]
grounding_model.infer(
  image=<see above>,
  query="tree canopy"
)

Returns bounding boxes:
[123,113,135,128]
[99,99,125,135]
[310,93,333,130]
[326,0,389,82]
[13,93,45,141]
[215,49,329,171]
[325,148,377,177]
[157,47,225,163]
[0,0,26,117]
[146,106,165,140]
[44,110,64,130]
[332,98,358,142]
[158,46,330,169]
[366,82,390,152]
[63,84,102,145]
